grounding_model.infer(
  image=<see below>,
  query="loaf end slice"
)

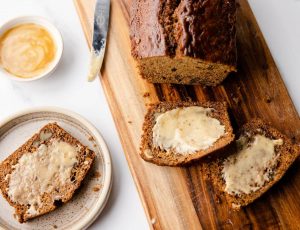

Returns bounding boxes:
[205,119,299,210]
[0,123,96,223]
[140,101,234,166]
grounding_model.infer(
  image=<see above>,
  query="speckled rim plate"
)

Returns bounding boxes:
[0,107,112,230]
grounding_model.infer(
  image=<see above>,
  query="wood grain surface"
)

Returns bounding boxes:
[74,0,300,229]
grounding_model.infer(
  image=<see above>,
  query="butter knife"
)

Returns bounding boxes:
[87,0,111,82]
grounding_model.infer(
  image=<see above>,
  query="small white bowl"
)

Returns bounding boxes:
[0,16,63,82]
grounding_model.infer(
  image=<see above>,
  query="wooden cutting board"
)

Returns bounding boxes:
[74,0,300,229]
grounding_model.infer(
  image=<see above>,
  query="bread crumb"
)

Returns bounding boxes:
[93,185,101,192]
[215,195,221,204]
[233,97,240,105]
[151,218,156,225]
[53,225,58,229]
[92,171,101,179]
[143,92,150,97]
[226,219,233,226]
[93,144,97,148]
[168,90,176,98]
[144,149,154,159]
[265,96,272,103]
[232,203,241,209]
[128,121,132,124]
[88,136,95,141]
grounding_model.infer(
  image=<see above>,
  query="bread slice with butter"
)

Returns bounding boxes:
[0,123,95,223]
[205,119,299,210]
[140,102,235,166]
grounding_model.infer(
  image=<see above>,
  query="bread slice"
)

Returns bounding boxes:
[140,101,234,166]
[0,123,95,223]
[204,119,299,210]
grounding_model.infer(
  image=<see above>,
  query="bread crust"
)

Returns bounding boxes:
[0,123,95,223]
[130,0,236,65]
[130,0,237,85]
[204,119,300,209]
[140,101,235,166]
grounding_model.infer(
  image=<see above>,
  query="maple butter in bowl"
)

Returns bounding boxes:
[0,16,63,81]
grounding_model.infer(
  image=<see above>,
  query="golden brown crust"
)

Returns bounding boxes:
[130,0,237,86]
[130,0,236,64]
[0,123,95,223]
[140,101,235,166]
[204,119,300,209]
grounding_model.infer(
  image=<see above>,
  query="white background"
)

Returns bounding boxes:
[0,0,299,229]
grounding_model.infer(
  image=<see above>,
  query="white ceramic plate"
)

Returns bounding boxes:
[0,107,112,230]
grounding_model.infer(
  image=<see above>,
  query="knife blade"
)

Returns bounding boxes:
[87,0,110,82]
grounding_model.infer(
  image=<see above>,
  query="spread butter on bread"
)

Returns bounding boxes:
[0,123,95,223]
[205,119,299,209]
[140,102,234,166]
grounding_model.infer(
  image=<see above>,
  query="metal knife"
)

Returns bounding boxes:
[87,0,111,82]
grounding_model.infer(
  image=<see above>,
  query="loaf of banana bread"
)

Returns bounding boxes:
[130,0,237,86]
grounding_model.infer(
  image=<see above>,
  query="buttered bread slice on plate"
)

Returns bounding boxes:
[140,102,234,166]
[0,123,95,223]
[206,119,299,210]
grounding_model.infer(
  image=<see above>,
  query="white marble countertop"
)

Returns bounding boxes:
[0,0,299,229]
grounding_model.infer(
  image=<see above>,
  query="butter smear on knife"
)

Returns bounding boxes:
[87,49,105,82]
